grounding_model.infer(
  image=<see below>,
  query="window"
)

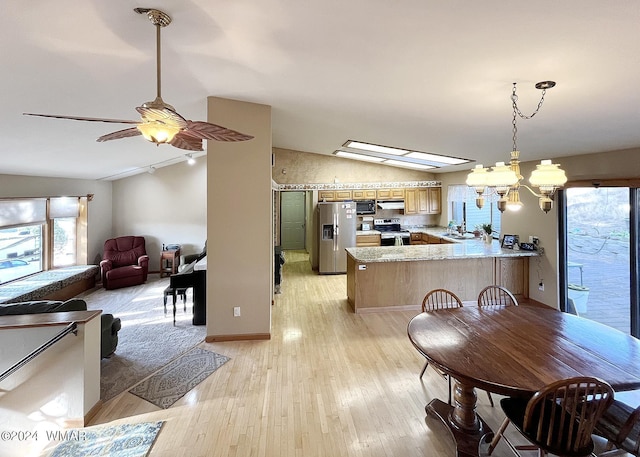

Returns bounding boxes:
[0,224,43,284]
[448,185,502,237]
[0,196,87,284]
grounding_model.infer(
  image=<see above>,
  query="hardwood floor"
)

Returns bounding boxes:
[89,250,519,457]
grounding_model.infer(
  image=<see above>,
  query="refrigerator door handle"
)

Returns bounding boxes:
[334,213,338,251]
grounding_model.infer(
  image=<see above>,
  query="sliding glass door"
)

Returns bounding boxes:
[563,187,634,334]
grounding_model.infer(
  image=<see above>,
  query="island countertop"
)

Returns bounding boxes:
[346,231,535,313]
[346,241,537,263]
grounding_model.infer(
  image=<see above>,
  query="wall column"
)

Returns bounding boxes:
[206,97,272,340]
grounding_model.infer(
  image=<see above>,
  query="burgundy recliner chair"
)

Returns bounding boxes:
[100,236,149,290]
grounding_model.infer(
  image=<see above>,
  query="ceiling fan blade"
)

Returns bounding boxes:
[181,121,254,142]
[23,113,139,124]
[97,127,142,143]
[170,133,204,151]
[136,105,188,128]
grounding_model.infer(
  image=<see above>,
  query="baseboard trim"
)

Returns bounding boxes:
[355,304,421,314]
[84,399,103,425]
[206,333,271,342]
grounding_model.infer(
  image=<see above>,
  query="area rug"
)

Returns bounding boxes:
[48,421,164,457]
[80,277,207,401]
[129,347,230,409]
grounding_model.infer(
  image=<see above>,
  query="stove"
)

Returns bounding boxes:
[374,218,411,245]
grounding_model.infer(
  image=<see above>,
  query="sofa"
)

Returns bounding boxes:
[0,298,121,359]
[100,236,149,290]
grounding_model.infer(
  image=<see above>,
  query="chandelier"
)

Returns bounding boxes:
[466,81,567,213]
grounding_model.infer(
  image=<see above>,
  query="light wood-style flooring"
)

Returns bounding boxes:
[88,250,525,457]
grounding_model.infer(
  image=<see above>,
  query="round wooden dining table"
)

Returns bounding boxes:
[407,305,640,457]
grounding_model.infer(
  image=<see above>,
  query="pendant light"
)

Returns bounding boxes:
[466,81,567,213]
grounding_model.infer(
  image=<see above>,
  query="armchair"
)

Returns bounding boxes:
[100,236,149,290]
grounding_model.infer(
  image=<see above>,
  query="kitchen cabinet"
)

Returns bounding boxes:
[356,233,381,247]
[376,188,404,200]
[427,187,441,214]
[404,188,441,215]
[319,190,353,201]
[352,189,377,200]
[410,233,423,245]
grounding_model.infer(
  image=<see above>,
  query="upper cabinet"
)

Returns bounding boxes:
[352,189,377,200]
[319,190,353,201]
[376,188,405,200]
[405,188,441,215]
[317,186,440,213]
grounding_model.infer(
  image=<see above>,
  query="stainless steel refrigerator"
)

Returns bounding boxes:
[319,201,357,274]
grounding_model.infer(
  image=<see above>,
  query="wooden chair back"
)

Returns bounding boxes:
[478,285,518,307]
[595,399,640,456]
[522,377,614,456]
[422,288,463,312]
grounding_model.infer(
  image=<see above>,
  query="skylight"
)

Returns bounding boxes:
[333,140,472,170]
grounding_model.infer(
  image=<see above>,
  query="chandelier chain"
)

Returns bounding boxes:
[511,82,548,152]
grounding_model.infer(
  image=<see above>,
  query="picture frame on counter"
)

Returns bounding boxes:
[501,234,518,249]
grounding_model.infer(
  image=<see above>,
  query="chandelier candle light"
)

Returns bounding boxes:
[466,81,567,213]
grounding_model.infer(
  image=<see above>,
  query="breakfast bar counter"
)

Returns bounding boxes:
[345,241,536,313]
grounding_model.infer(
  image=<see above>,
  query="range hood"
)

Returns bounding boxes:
[377,200,405,210]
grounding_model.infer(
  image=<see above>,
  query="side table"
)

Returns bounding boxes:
[160,249,180,278]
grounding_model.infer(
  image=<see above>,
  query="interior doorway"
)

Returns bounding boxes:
[281,191,306,250]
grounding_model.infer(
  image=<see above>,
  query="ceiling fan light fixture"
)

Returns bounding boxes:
[137,121,180,144]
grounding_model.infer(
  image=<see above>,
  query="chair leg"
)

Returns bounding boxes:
[448,375,452,405]
[419,360,429,378]
[173,293,177,326]
[487,417,510,455]
[487,391,494,407]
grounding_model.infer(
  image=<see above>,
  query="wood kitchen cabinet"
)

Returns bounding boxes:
[410,233,423,245]
[404,188,441,215]
[356,234,381,246]
[427,187,441,214]
[376,188,405,200]
[319,190,353,201]
[352,189,377,200]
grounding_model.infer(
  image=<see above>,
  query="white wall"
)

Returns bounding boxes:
[0,174,112,265]
[111,156,208,270]
[0,315,100,457]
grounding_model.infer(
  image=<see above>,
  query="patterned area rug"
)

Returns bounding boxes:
[80,277,207,401]
[47,421,163,457]
[129,347,230,409]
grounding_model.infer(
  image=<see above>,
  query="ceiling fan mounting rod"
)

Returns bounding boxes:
[135,8,171,100]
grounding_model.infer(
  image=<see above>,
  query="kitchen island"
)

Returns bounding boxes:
[345,237,537,313]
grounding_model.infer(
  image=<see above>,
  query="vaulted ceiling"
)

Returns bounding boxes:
[3,1,639,180]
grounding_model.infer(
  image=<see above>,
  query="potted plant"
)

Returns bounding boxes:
[482,223,493,243]
[473,225,482,238]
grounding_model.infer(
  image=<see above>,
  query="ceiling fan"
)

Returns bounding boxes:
[23,8,253,151]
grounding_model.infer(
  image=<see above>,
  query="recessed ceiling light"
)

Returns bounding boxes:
[344,140,408,156]
[334,151,386,162]
[339,139,471,170]
[405,151,467,165]
[384,160,435,170]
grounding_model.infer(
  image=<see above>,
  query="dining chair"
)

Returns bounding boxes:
[419,289,462,405]
[419,289,493,407]
[594,399,640,456]
[487,376,614,457]
[477,285,519,307]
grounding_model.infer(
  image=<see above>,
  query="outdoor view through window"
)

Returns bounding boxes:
[566,187,630,333]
